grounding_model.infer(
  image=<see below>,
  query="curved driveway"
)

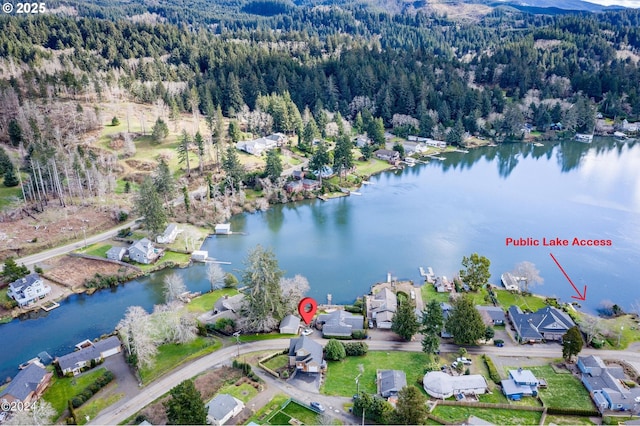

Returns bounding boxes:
[91,337,640,425]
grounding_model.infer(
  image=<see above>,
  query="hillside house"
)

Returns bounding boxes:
[288,335,326,374]
[156,223,180,244]
[128,238,160,264]
[0,364,52,406]
[8,273,51,307]
[56,336,122,375]
[507,305,575,343]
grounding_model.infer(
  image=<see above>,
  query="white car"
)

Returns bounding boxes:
[301,328,313,336]
[457,357,472,365]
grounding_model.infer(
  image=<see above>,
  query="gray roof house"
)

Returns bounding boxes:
[106,246,126,261]
[156,223,179,244]
[377,369,407,398]
[206,394,245,425]
[288,335,325,374]
[374,149,400,163]
[56,336,122,375]
[507,305,575,343]
[476,305,506,326]
[578,355,640,412]
[128,238,159,264]
[7,273,51,307]
[501,369,539,400]
[367,288,397,329]
[316,310,364,337]
[279,314,301,334]
[0,363,52,405]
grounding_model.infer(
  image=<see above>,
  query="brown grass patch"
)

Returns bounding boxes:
[125,159,158,171]
[44,256,135,289]
[194,366,243,401]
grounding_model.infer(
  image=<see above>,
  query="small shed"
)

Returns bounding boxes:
[106,247,126,261]
[279,314,301,334]
[192,250,208,262]
[215,224,231,234]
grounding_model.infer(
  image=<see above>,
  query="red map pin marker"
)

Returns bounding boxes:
[298,297,318,325]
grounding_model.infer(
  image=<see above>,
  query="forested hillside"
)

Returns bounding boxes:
[0,0,639,254]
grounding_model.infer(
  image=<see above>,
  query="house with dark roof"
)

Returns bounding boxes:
[288,335,326,374]
[507,305,575,343]
[279,314,301,334]
[377,370,407,398]
[128,238,160,264]
[7,273,51,307]
[374,149,400,164]
[56,336,122,375]
[366,288,397,329]
[578,355,640,412]
[316,310,364,337]
[206,394,245,425]
[501,369,539,400]
[476,306,506,326]
[0,363,52,405]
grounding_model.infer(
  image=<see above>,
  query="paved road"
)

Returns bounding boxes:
[90,337,640,425]
[14,219,141,268]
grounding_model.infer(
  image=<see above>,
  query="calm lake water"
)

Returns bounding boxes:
[2,138,639,380]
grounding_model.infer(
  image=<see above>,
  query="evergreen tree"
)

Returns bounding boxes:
[3,165,19,187]
[194,131,205,174]
[2,258,30,283]
[310,141,331,174]
[134,176,167,234]
[222,145,245,191]
[391,297,420,341]
[302,118,319,152]
[394,386,428,425]
[8,120,22,147]
[264,150,283,180]
[151,118,169,144]
[421,299,444,354]
[459,253,491,291]
[324,339,346,361]
[333,134,354,177]
[182,185,190,214]
[445,295,485,345]
[241,245,285,332]
[228,120,241,144]
[562,326,583,360]
[177,130,191,177]
[367,117,385,146]
[164,380,207,425]
[154,158,176,203]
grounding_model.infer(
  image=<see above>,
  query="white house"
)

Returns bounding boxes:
[56,336,122,375]
[236,134,281,156]
[8,273,51,307]
[192,250,208,262]
[206,394,245,425]
[215,224,231,234]
[156,223,180,244]
[128,238,159,264]
[423,371,488,399]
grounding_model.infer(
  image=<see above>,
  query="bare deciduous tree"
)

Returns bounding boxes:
[5,399,55,425]
[163,273,187,303]
[580,315,602,345]
[512,261,544,293]
[207,263,225,291]
[117,306,157,369]
[152,302,197,344]
[280,274,310,314]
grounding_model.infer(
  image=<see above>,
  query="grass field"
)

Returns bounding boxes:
[217,382,258,403]
[262,354,289,372]
[79,243,113,258]
[75,391,124,425]
[544,415,595,425]
[239,333,292,342]
[140,337,221,384]
[137,251,191,272]
[354,158,392,177]
[323,351,433,396]
[494,290,548,312]
[525,366,595,411]
[186,288,239,313]
[0,181,22,209]
[43,368,108,418]
[431,405,542,425]
[247,393,290,424]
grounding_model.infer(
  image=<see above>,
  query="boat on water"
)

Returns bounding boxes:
[575,133,593,143]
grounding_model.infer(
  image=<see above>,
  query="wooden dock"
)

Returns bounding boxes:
[41,301,60,312]
[452,149,469,153]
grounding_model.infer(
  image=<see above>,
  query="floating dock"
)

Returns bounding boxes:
[41,301,60,312]
[452,149,469,153]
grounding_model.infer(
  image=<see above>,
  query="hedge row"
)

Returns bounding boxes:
[343,342,368,356]
[482,354,501,384]
[546,406,600,417]
[70,370,115,408]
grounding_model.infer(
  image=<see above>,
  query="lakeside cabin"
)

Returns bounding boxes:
[192,250,208,262]
[215,224,231,234]
[501,272,520,291]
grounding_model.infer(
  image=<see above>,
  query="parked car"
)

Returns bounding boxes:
[451,361,459,368]
[494,339,504,347]
[368,320,374,328]
[301,328,313,336]
[310,402,325,412]
[457,357,472,365]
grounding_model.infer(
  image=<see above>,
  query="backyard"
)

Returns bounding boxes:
[526,365,595,411]
[43,368,108,419]
[186,288,240,314]
[264,399,323,425]
[322,351,434,396]
[431,405,542,425]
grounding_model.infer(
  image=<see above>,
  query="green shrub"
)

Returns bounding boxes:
[324,339,346,361]
[351,330,367,340]
[344,342,368,356]
[71,397,84,408]
[482,354,501,384]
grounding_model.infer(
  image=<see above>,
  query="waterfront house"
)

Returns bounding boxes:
[206,394,245,425]
[211,294,244,320]
[507,306,575,343]
[288,335,326,374]
[8,273,51,307]
[476,305,506,326]
[501,272,520,291]
[366,288,397,329]
[215,223,231,234]
[578,355,640,412]
[279,314,301,334]
[128,238,160,264]
[156,223,180,244]
[0,363,52,406]
[301,179,320,191]
[266,132,287,146]
[56,336,122,376]
[377,370,407,399]
[501,368,539,400]
[374,149,400,164]
[408,136,447,148]
[285,180,304,193]
[106,246,126,261]
[434,276,454,293]
[423,371,487,399]
[316,310,364,337]
[191,250,208,262]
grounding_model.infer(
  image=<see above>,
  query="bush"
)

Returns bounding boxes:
[344,342,368,356]
[324,339,347,361]
[71,397,84,409]
[482,354,501,384]
[351,330,367,340]
[344,305,363,313]
[111,116,120,126]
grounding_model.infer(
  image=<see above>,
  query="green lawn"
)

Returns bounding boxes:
[573,312,640,349]
[0,182,22,209]
[75,391,124,425]
[217,382,258,403]
[525,366,595,411]
[186,288,239,313]
[544,415,595,425]
[239,333,292,342]
[323,351,433,396]
[139,337,221,384]
[494,289,548,312]
[114,179,138,194]
[431,406,542,425]
[421,285,492,307]
[354,158,392,176]
[43,368,108,418]
[79,243,112,258]
[247,393,290,424]
[281,400,322,424]
[263,354,289,372]
[137,251,191,272]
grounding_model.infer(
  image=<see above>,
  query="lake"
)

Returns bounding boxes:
[2,137,638,381]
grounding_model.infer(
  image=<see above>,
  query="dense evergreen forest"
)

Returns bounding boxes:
[0,0,639,218]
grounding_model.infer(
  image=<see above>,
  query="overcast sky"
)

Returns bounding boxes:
[587,0,640,6]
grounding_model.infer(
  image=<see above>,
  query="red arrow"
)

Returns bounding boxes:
[549,252,587,301]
